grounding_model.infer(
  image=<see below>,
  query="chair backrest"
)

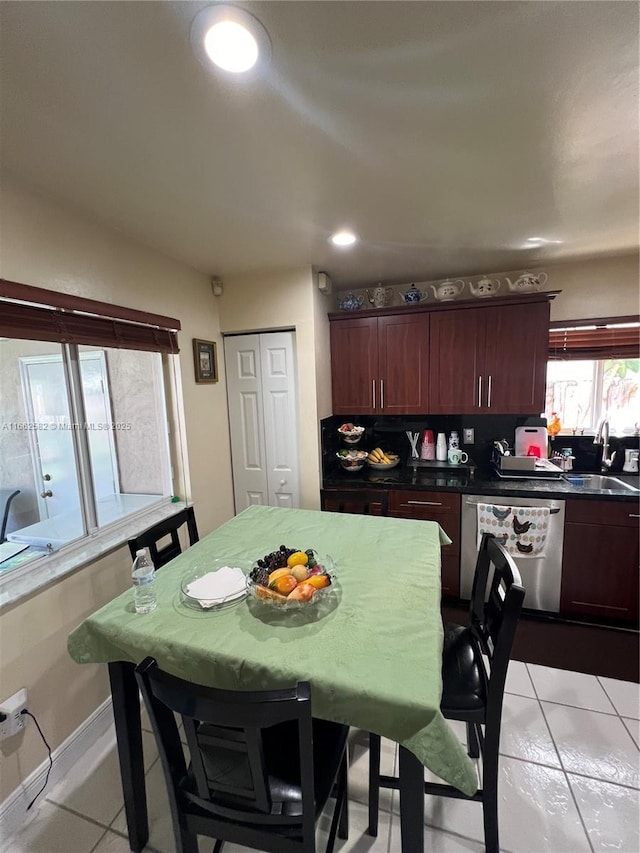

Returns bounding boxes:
[135,657,317,846]
[468,533,525,716]
[0,489,20,543]
[127,506,199,568]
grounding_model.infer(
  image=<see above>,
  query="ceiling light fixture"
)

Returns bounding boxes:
[525,236,564,245]
[191,5,271,74]
[330,230,358,247]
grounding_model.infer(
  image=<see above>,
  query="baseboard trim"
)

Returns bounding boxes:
[0,696,113,841]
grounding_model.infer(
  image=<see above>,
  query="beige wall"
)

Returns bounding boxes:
[0,178,235,801]
[539,253,639,321]
[218,267,333,510]
[312,270,334,422]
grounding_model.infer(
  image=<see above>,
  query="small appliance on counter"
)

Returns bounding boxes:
[623,449,640,473]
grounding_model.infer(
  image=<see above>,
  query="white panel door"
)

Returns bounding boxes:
[224,335,269,510]
[224,332,300,513]
[260,333,300,508]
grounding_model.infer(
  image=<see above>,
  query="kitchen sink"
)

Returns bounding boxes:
[562,474,640,492]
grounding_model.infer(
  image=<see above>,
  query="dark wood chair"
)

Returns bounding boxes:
[0,489,20,543]
[368,533,525,853]
[127,506,199,568]
[135,657,349,853]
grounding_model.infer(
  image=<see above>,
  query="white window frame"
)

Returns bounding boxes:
[546,357,640,436]
[0,344,182,608]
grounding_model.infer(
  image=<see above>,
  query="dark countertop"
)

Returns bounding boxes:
[322,463,640,502]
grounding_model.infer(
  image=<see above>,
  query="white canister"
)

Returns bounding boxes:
[436,433,448,461]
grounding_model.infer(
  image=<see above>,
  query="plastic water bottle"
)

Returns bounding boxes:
[132,548,157,614]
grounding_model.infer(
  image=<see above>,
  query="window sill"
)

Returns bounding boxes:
[0,499,187,609]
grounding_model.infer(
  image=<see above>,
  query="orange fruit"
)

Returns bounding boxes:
[273,575,298,595]
[287,551,308,568]
[268,567,292,585]
[302,574,330,590]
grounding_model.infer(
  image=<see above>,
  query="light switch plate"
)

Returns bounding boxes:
[463,428,474,444]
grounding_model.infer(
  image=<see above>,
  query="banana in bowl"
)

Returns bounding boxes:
[367,448,400,470]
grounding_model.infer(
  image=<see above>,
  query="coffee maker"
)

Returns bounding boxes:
[623,449,639,473]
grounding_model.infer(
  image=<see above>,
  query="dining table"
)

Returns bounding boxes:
[67,504,477,852]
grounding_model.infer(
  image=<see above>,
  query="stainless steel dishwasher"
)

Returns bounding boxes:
[460,494,565,613]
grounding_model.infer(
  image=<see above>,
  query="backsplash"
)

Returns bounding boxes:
[321,414,640,478]
[544,434,640,474]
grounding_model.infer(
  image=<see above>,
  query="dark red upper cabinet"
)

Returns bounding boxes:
[330,292,555,416]
[330,312,429,415]
[429,298,551,414]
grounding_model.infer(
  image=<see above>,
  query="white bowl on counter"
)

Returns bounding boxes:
[336,449,368,472]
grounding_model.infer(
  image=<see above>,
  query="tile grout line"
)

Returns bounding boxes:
[596,675,640,750]
[87,827,115,853]
[40,799,120,839]
[525,662,596,853]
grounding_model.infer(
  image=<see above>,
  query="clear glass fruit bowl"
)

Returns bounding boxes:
[247,551,337,609]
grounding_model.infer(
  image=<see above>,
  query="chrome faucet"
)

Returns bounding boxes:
[593,416,616,471]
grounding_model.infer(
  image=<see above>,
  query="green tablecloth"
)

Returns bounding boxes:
[68,505,477,796]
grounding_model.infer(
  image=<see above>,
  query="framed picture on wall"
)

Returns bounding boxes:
[193,338,218,383]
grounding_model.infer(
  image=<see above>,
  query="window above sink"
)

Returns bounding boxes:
[546,315,639,436]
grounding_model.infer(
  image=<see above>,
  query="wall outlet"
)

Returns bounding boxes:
[0,688,27,740]
[463,428,475,444]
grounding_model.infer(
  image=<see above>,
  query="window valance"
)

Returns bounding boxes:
[0,279,180,353]
[549,315,639,361]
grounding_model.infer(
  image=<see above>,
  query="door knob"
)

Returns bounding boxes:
[43,473,51,481]
[41,490,53,498]
[279,479,286,486]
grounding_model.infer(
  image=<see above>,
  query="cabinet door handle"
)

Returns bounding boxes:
[477,376,482,408]
[630,514,640,518]
[487,374,492,408]
[407,500,444,506]
[372,380,376,410]
[380,379,384,410]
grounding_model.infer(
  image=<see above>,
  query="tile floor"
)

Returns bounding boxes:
[3,662,639,853]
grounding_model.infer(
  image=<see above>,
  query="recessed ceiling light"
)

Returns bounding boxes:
[191,5,271,75]
[525,236,563,245]
[330,230,358,247]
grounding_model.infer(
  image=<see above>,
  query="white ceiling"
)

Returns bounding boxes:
[1,1,638,290]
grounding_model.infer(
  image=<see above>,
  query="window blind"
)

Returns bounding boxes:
[0,279,180,353]
[549,316,640,361]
